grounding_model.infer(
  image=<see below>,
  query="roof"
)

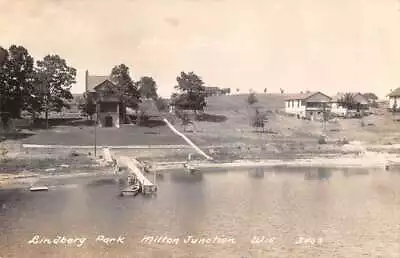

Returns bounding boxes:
[284,91,329,101]
[205,87,220,91]
[388,87,400,97]
[93,79,117,92]
[86,74,110,92]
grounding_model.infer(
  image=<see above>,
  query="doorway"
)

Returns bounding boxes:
[105,116,113,127]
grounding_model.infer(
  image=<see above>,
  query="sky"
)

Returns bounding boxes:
[1,0,400,98]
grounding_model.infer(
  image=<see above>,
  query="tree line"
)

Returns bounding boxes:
[0,45,76,129]
[0,44,209,129]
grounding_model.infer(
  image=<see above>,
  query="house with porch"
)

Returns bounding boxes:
[330,92,369,117]
[284,91,331,120]
[388,87,400,111]
[85,71,120,128]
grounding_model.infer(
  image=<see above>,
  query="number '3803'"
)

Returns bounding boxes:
[295,237,323,245]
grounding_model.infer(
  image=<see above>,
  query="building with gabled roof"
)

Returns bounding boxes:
[387,87,400,111]
[284,91,331,120]
[85,70,120,127]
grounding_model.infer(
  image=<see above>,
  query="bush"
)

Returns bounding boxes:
[318,135,327,144]
[251,108,267,132]
[155,97,168,111]
[247,93,258,105]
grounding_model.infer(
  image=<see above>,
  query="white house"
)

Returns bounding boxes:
[331,92,369,117]
[388,87,400,111]
[284,92,331,120]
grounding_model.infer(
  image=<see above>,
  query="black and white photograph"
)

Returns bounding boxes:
[1,0,400,257]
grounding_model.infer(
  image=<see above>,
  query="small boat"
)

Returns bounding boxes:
[120,184,141,196]
[183,163,198,173]
[29,186,49,192]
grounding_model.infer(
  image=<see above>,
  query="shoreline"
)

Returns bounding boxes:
[153,152,398,172]
[2,151,399,188]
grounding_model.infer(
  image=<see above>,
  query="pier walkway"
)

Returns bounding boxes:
[117,156,157,194]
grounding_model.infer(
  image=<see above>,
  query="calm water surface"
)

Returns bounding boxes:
[0,167,400,258]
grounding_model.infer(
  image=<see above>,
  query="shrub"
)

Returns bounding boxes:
[318,135,327,144]
[251,108,267,132]
[247,92,258,105]
[155,97,168,111]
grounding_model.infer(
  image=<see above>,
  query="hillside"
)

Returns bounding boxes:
[170,93,400,161]
[204,93,286,114]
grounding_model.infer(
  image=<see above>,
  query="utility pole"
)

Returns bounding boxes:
[94,113,97,157]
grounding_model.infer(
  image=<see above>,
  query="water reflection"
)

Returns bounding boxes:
[304,167,332,180]
[86,178,116,187]
[248,167,264,178]
[1,167,400,258]
[342,167,370,177]
[169,171,204,183]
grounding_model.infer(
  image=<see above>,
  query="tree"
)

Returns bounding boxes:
[363,92,378,101]
[338,93,356,110]
[36,54,76,128]
[79,92,96,120]
[155,97,168,111]
[110,64,140,122]
[280,88,284,94]
[247,92,258,105]
[264,88,267,94]
[180,113,193,132]
[0,47,6,66]
[4,45,35,118]
[137,76,158,100]
[0,45,36,129]
[363,92,379,108]
[173,71,206,116]
[251,108,267,132]
[0,47,9,128]
[236,88,240,93]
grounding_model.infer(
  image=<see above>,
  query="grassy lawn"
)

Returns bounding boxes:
[21,121,186,146]
[169,94,400,158]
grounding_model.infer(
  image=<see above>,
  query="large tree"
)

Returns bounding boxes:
[110,64,140,122]
[4,45,35,118]
[173,71,206,115]
[0,45,36,129]
[137,76,158,100]
[0,46,9,128]
[0,47,6,65]
[35,55,76,128]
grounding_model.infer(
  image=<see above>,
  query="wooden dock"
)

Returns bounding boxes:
[118,156,157,194]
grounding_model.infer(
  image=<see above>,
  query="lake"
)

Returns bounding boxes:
[0,167,399,257]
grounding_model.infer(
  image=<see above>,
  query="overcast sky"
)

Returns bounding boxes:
[1,0,400,98]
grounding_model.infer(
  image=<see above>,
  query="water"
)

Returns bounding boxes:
[0,167,400,258]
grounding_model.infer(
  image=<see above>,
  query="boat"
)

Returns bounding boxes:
[120,185,140,196]
[29,186,49,192]
[183,163,198,174]
[120,183,141,196]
